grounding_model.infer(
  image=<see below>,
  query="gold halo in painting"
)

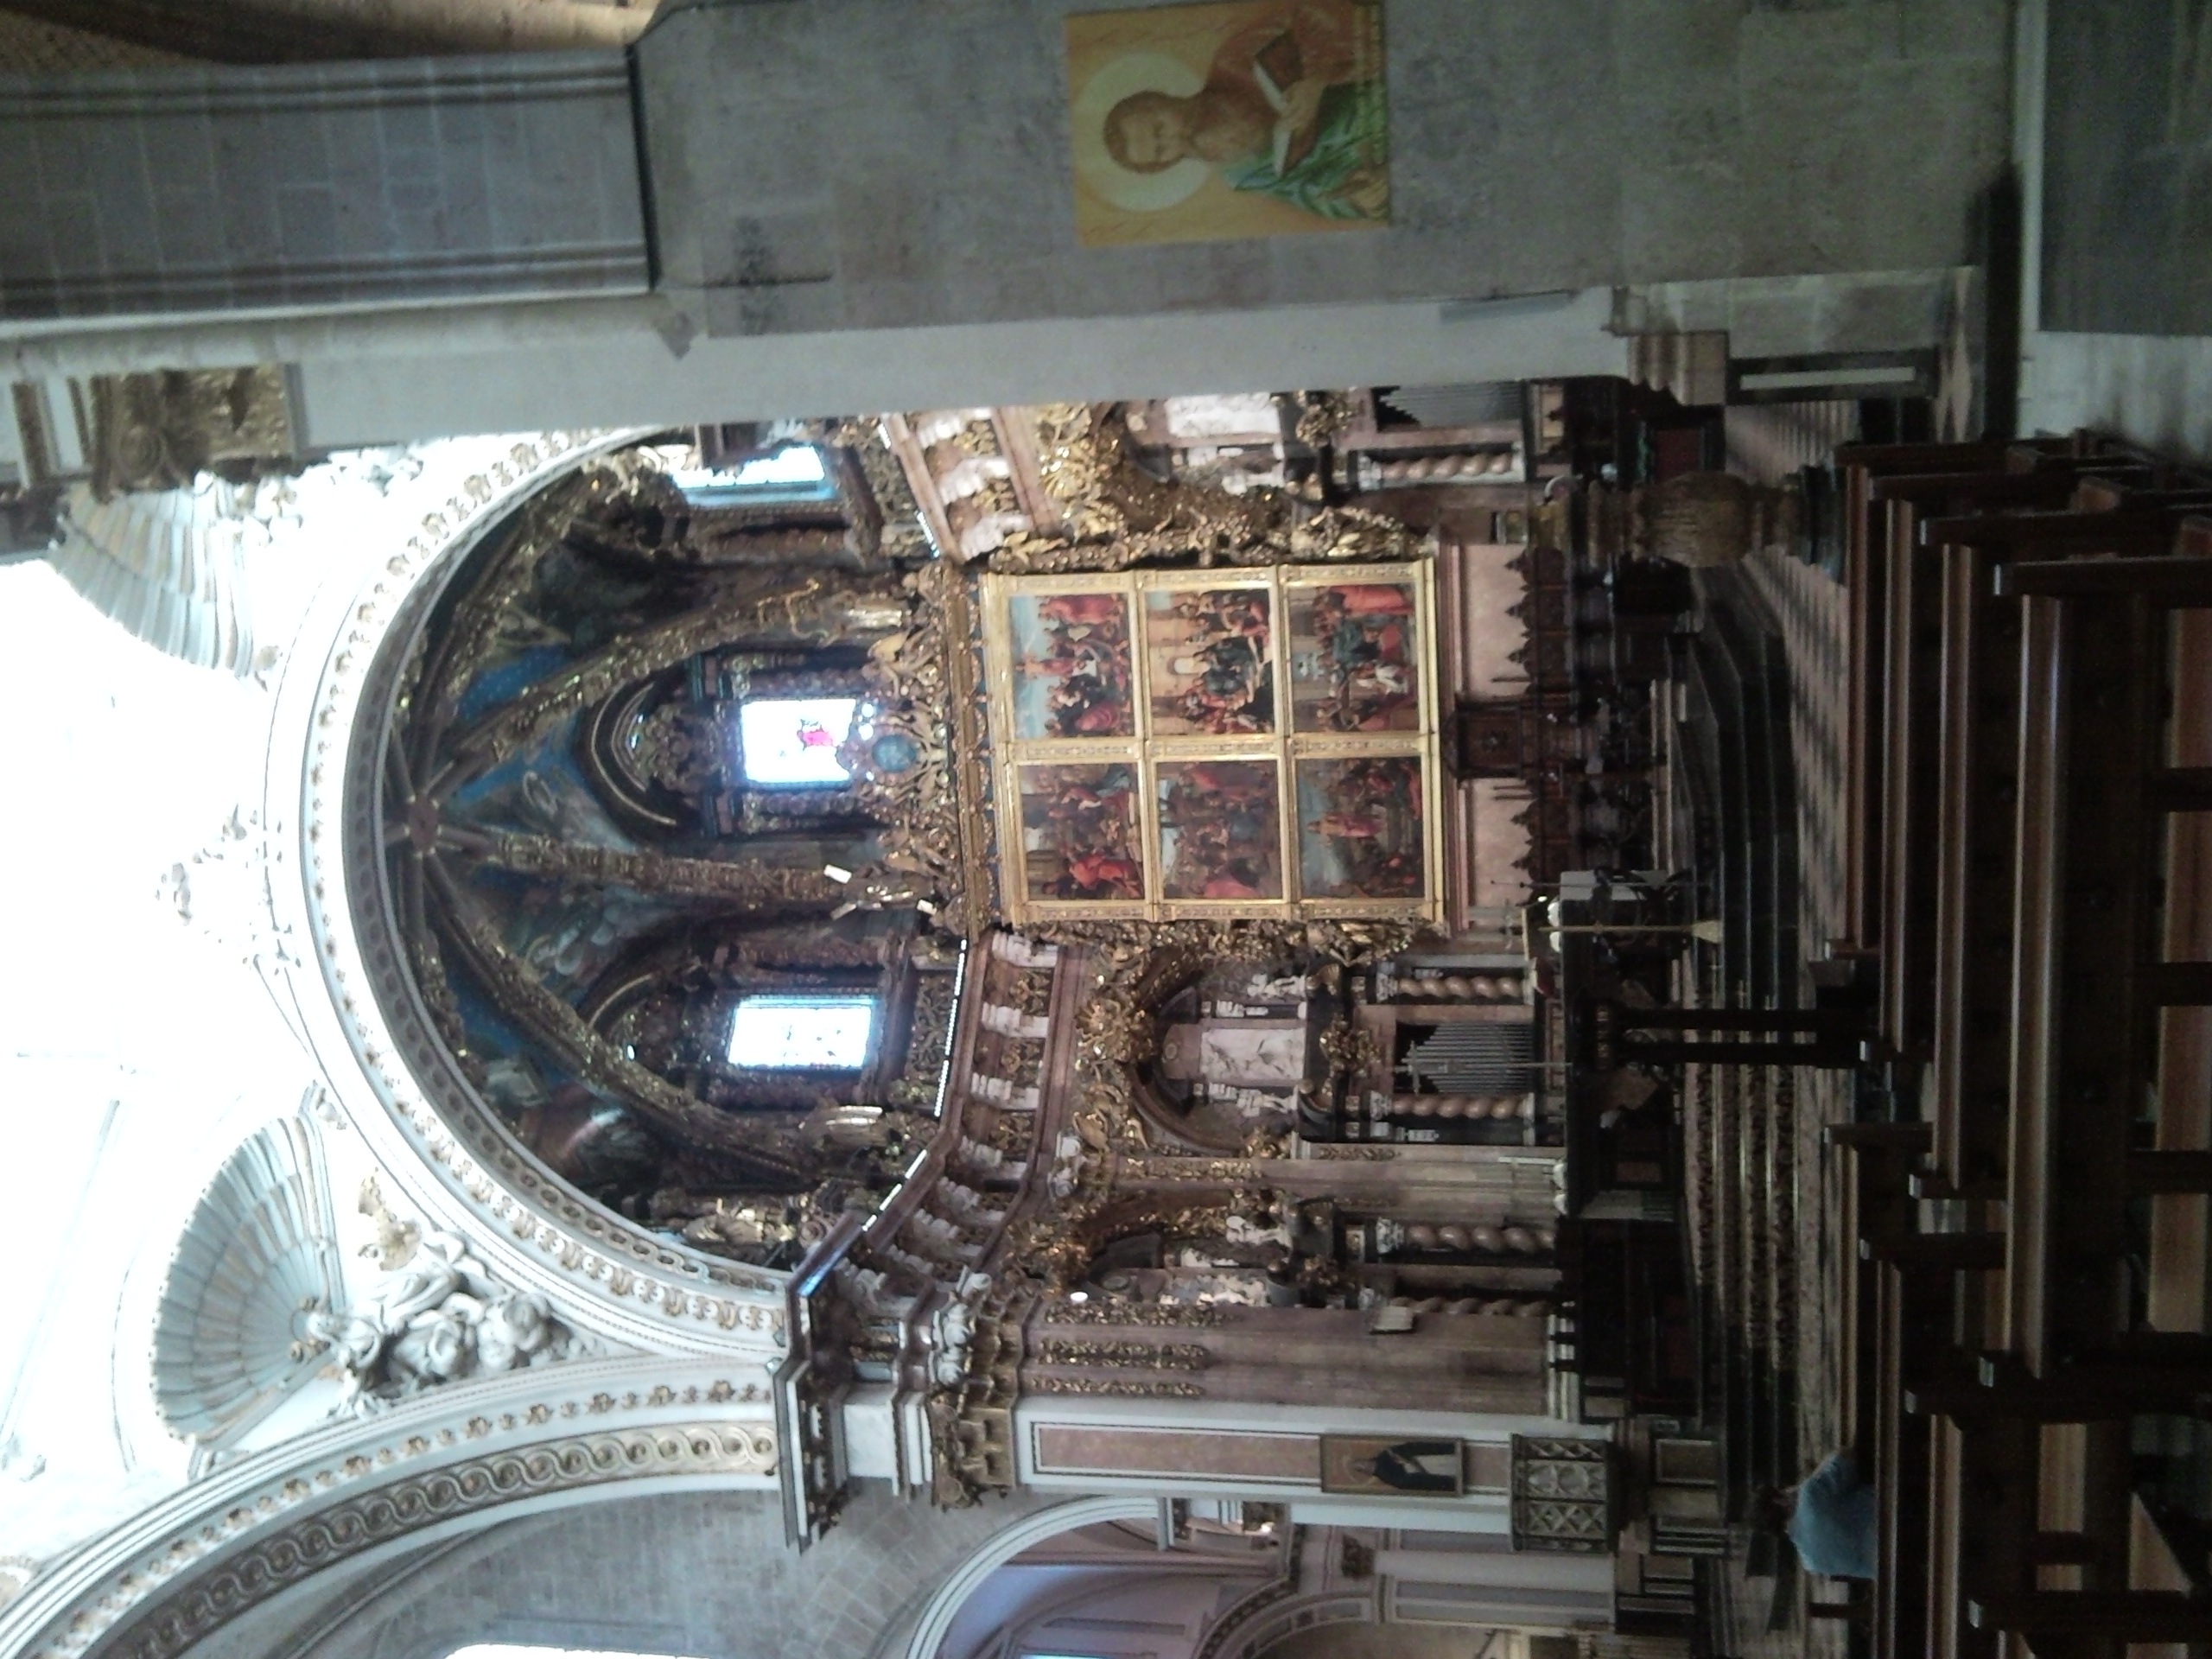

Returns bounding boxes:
[1069,50,1211,212]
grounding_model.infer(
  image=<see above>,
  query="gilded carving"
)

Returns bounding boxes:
[84,365,298,498]
[1031,1338,1210,1370]
[827,417,932,562]
[423,861,818,1186]
[985,404,1421,575]
[1025,1376,1206,1398]
[481,833,843,906]
[1041,1299,1230,1327]
[848,560,976,928]
[446,570,906,777]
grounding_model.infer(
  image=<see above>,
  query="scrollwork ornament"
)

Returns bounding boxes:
[1025,1376,1206,1398]
[1041,1299,1231,1327]
[1031,1338,1210,1370]
[982,404,1421,575]
[57,1422,776,1659]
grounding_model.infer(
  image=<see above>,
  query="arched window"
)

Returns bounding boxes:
[671,443,834,509]
[727,992,875,1070]
[735,696,861,787]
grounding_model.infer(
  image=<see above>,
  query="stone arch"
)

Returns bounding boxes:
[899,1497,1160,1659]
[265,430,795,1356]
[0,1352,780,1659]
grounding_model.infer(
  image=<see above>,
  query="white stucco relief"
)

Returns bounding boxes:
[238,429,797,1357]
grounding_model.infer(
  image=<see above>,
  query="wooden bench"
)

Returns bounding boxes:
[1832,441,2069,967]
[1847,446,2133,1062]
[1955,541,2212,1649]
[1921,505,2194,1196]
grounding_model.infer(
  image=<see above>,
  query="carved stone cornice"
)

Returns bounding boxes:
[270,430,793,1352]
[0,1358,776,1659]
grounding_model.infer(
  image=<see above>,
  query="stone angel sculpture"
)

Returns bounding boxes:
[295,1230,581,1413]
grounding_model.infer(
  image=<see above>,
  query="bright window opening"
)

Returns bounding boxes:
[671,444,832,505]
[738,696,858,786]
[727,994,874,1070]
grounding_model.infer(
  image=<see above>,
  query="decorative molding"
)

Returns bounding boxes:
[0,1358,776,1659]
[298,1228,595,1413]
[1208,1588,1372,1659]
[1192,1561,1310,1659]
[264,429,794,1353]
[99,1425,774,1659]
[902,1497,1157,1659]
[151,1116,343,1447]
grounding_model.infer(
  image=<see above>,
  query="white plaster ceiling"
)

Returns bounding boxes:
[0,441,552,1577]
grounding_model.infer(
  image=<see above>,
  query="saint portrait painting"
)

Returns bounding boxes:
[1296,755,1425,899]
[1288,580,1421,732]
[1319,1435,1466,1497]
[1017,764,1145,901]
[1007,591,1135,740]
[1156,760,1284,900]
[1066,0,1389,246]
[1144,585,1276,734]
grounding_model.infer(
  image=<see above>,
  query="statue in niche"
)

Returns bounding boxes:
[1159,1021,1307,1087]
[295,1230,582,1412]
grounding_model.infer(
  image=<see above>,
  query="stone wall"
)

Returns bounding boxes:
[638,0,2012,340]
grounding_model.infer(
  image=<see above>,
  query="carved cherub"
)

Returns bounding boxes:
[356,1174,421,1269]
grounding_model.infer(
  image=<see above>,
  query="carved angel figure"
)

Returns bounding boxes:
[297,1230,580,1412]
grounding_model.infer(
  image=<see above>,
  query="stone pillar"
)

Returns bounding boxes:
[0,0,2009,442]
[0,52,647,322]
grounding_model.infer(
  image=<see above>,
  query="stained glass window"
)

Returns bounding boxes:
[737,696,858,787]
[727,994,874,1070]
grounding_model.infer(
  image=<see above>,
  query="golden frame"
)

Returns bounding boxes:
[980,562,1442,925]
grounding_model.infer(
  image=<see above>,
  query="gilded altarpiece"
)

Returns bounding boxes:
[982,563,1440,925]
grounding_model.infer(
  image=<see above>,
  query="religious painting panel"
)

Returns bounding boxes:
[1015,761,1147,903]
[1319,1434,1466,1497]
[1156,758,1285,903]
[1295,753,1427,901]
[1005,588,1136,739]
[1142,582,1278,734]
[1287,576,1421,733]
[1065,0,1391,247]
[982,564,1439,924]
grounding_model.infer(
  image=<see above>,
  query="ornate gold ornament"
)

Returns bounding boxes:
[1025,1376,1206,1398]
[1042,1299,1231,1327]
[1031,1338,1211,1370]
[984,404,1421,575]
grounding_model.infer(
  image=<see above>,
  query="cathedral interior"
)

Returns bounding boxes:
[1,4,2210,1659]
